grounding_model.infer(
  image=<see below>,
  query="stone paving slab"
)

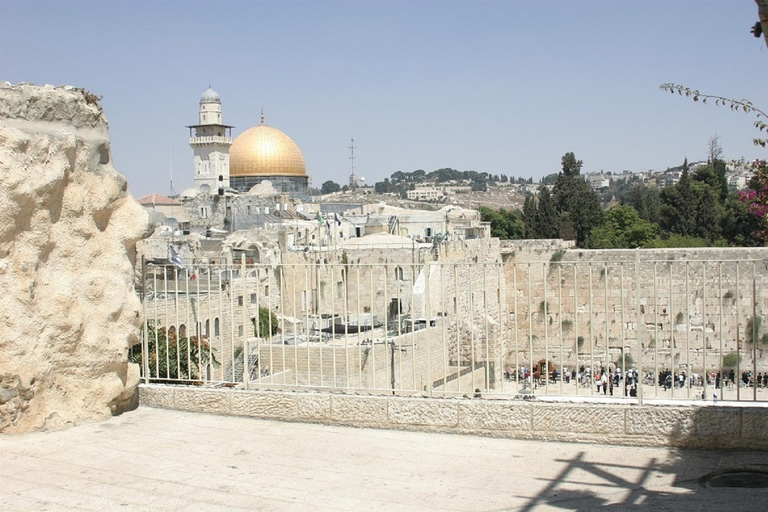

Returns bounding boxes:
[1,406,767,511]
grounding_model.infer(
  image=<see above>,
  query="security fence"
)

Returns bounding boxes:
[136,254,768,402]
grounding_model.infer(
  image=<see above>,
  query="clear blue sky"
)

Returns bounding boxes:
[2,1,768,198]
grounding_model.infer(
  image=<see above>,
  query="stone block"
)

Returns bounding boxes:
[742,409,768,440]
[688,408,741,437]
[296,393,331,420]
[330,395,388,425]
[626,407,694,437]
[457,401,531,430]
[626,406,740,442]
[532,404,623,434]
[138,385,174,409]
[230,391,296,419]
[388,398,458,427]
[173,388,230,414]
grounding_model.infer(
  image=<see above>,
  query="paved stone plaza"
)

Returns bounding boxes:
[1,406,767,510]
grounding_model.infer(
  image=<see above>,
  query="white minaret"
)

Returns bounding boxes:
[188,87,233,193]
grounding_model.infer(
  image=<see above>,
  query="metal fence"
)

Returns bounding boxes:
[136,254,768,402]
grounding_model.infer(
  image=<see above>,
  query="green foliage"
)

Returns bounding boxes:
[522,195,540,238]
[659,84,768,148]
[321,180,341,195]
[132,324,219,381]
[560,152,583,177]
[539,301,549,313]
[625,184,662,224]
[254,307,279,338]
[561,319,573,331]
[616,353,634,368]
[537,186,560,238]
[722,351,741,368]
[553,153,604,246]
[585,205,658,249]
[577,336,585,348]
[643,234,709,248]
[722,191,763,246]
[746,316,762,344]
[550,251,565,262]
[479,207,525,239]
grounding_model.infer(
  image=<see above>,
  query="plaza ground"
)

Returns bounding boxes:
[2,406,767,511]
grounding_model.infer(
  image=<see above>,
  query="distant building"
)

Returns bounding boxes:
[188,88,310,199]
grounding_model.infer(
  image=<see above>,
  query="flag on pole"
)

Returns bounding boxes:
[169,244,184,269]
[334,212,342,226]
[316,211,324,224]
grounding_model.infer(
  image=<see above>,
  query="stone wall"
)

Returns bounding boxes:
[0,83,150,432]
[504,245,768,375]
[139,384,768,450]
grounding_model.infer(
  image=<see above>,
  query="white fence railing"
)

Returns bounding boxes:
[136,255,768,401]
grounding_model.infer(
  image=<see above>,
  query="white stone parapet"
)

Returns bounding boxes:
[190,135,232,146]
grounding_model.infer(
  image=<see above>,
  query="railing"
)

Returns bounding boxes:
[136,254,768,402]
[189,136,232,145]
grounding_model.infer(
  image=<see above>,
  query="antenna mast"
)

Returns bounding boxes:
[348,136,358,190]
[169,138,175,196]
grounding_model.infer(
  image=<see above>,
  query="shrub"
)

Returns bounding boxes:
[746,316,763,344]
[132,324,219,381]
[254,307,279,337]
[722,351,741,368]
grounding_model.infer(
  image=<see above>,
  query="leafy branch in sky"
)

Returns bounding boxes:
[659,83,768,147]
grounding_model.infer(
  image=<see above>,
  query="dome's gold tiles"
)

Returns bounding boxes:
[230,124,306,177]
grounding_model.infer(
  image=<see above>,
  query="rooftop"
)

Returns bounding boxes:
[2,405,766,510]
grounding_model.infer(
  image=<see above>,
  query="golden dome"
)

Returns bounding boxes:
[229,123,306,177]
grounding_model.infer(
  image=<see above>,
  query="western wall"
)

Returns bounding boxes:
[0,83,150,433]
[503,239,768,377]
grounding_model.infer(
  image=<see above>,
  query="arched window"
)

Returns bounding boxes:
[214,318,220,336]
[179,324,187,338]
[205,319,210,337]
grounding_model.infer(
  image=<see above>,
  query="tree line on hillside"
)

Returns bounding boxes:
[317,169,534,198]
[480,152,766,248]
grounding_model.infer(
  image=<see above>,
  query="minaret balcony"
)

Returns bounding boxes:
[189,136,232,146]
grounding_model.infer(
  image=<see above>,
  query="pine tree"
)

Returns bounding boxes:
[522,195,540,238]
[536,186,559,238]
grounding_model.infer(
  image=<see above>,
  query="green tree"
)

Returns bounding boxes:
[585,205,658,249]
[479,207,525,239]
[254,306,279,338]
[552,152,604,246]
[536,187,559,238]
[625,184,661,224]
[321,180,341,194]
[561,152,583,178]
[522,195,540,238]
[660,161,698,237]
[131,324,219,381]
[471,178,487,192]
[722,191,762,246]
[695,184,722,243]
[570,180,604,246]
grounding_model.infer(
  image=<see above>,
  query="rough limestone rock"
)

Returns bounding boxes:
[0,83,151,433]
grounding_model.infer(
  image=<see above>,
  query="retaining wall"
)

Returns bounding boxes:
[139,384,768,450]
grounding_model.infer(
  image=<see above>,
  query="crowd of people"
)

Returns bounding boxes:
[503,362,768,396]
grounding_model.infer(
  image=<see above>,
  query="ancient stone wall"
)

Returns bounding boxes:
[0,83,150,432]
[140,385,768,450]
[504,245,768,375]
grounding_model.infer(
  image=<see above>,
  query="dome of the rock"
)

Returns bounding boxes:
[229,124,306,177]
